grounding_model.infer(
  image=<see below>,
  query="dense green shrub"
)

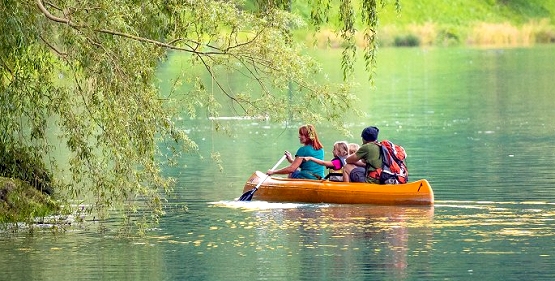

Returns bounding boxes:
[393,34,420,47]
[0,144,53,195]
[0,178,60,225]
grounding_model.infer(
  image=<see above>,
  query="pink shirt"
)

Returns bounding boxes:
[331,158,342,170]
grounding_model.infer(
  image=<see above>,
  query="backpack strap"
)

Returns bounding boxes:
[338,156,347,167]
[365,142,383,180]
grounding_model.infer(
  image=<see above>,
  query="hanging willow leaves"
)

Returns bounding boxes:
[0,0,399,232]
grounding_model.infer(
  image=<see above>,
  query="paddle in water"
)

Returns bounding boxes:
[238,154,287,201]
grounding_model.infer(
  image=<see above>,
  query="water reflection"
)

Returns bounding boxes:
[209,202,434,280]
[435,201,555,239]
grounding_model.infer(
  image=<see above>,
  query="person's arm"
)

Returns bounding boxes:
[268,156,303,175]
[304,156,334,168]
[346,153,360,164]
[346,151,366,167]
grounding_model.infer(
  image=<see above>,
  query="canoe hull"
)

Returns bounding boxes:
[242,171,434,205]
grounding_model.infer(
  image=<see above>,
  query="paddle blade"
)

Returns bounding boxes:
[238,189,255,201]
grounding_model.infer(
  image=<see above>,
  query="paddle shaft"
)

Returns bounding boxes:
[239,154,287,201]
[255,154,287,191]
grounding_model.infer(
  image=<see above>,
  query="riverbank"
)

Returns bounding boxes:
[296,0,555,48]
[307,20,555,48]
[0,177,60,226]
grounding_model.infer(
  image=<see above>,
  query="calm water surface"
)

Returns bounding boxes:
[2,46,555,280]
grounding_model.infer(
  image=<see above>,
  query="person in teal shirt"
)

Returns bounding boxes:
[267,124,325,179]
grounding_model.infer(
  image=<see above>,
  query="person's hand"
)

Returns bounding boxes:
[267,170,274,175]
[284,150,293,161]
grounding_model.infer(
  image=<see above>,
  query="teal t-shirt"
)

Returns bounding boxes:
[294,145,325,179]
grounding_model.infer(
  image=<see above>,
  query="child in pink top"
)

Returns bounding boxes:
[304,141,349,181]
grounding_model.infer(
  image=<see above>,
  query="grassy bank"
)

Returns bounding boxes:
[295,0,555,47]
[0,177,61,228]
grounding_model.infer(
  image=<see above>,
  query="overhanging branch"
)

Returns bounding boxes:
[35,0,226,55]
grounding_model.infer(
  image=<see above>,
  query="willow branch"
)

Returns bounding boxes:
[35,0,226,55]
[36,0,71,24]
[196,55,248,113]
[39,34,66,57]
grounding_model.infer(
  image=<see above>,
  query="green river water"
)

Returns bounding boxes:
[1,45,555,281]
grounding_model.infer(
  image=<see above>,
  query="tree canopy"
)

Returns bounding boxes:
[0,0,397,232]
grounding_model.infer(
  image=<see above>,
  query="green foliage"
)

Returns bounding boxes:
[0,178,61,227]
[0,144,54,195]
[295,0,555,49]
[1,0,192,231]
[2,0,392,232]
[300,0,402,81]
[2,0,553,234]
[377,0,555,25]
[393,34,420,47]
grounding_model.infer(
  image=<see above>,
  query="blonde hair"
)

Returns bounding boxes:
[333,141,349,157]
[348,143,360,154]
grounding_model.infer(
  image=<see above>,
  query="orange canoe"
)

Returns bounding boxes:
[242,171,434,205]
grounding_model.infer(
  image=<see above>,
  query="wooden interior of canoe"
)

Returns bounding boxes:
[243,171,434,205]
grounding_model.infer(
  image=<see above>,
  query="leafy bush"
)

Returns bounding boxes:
[0,178,60,225]
[393,34,420,47]
[0,144,53,195]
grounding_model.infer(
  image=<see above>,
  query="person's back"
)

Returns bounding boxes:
[296,144,325,179]
[356,142,381,170]
[353,141,382,183]
[345,126,383,184]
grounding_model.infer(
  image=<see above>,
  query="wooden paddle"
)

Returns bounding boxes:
[238,154,287,201]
